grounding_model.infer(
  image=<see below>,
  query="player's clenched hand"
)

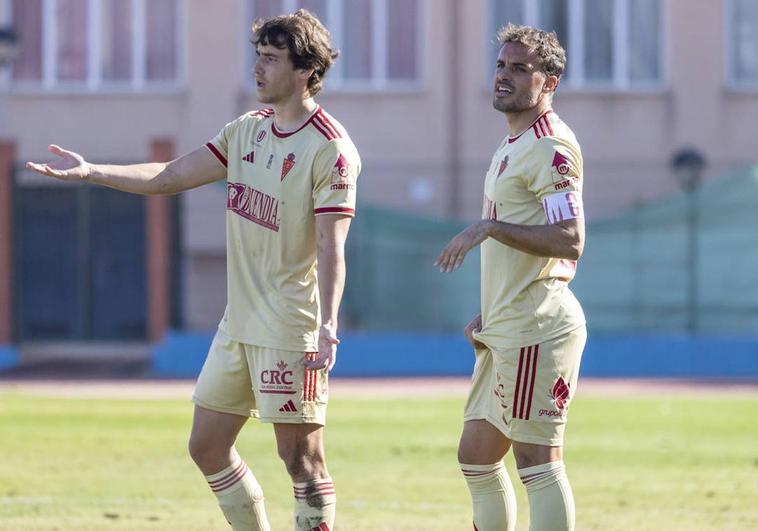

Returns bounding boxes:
[434,221,491,272]
[464,314,485,350]
[26,145,91,181]
[305,324,340,372]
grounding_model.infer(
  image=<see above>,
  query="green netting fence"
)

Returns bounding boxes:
[343,166,758,334]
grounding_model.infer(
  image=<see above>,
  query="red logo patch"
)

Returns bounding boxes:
[242,151,255,164]
[498,155,509,177]
[552,151,571,176]
[551,377,570,410]
[281,153,296,181]
[257,130,266,143]
[332,153,351,183]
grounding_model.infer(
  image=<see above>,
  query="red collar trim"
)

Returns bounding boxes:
[271,106,321,138]
[507,109,553,144]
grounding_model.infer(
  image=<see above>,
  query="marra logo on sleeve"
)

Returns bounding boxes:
[330,153,355,191]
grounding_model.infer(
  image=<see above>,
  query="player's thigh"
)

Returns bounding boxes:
[249,347,328,425]
[458,419,512,464]
[192,330,258,417]
[463,346,512,442]
[494,326,587,447]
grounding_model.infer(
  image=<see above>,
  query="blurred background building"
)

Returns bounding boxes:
[0,0,756,376]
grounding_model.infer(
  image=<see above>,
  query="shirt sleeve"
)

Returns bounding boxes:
[526,137,583,203]
[312,139,361,216]
[205,116,244,169]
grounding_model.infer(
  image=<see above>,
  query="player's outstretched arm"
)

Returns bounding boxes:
[434,218,584,273]
[306,214,352,372]
[26,144,226,195]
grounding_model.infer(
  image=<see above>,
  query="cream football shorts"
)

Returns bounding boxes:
[192,330,328,425]
[463,326,587,446]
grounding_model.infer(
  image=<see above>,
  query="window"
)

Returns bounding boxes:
[728,0,758,87]
[246,0,422,90]
[489,0,664,90]
[10,0,182,91]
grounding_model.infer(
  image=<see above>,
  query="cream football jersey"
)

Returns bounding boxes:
[473,109,586,350]
[205,106,360,351]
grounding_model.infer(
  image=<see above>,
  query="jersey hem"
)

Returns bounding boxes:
[217,325,318,353]
[475,321,586,351]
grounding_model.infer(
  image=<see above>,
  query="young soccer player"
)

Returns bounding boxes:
[435,24,586,531]
[27,10,358,531]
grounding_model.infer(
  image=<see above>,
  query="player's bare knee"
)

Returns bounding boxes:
[279,446,326,481]
[187,432,212,466]
[188,432,231,470]
[512,441,562,469]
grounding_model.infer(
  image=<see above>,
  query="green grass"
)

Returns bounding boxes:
[0,388,756,530]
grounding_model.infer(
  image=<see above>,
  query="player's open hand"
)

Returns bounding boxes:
[26,145,91,181]
[434,221,491,272]
[464,313,486,349]
[305,324,340,372]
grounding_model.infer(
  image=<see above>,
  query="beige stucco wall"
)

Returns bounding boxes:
[2,0,756,330]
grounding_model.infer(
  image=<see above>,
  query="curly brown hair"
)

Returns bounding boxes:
[252,9,338,97]
[496,23,566,78]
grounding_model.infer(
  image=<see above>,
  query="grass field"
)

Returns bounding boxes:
[0,381,756,530]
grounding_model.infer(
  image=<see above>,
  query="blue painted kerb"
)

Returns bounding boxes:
[151,331,758,379]
[0,345,19,371]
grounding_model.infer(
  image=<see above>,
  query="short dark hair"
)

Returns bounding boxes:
[252,9,339,96]
[497,23,566,78]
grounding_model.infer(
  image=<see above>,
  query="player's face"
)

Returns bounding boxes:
[492,42,555,114]
[254,43,302,104]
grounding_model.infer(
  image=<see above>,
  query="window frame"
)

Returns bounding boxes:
[485,0,669,93]
[243,0,426,94]
[725,0,758,91]
[8,0,186,94]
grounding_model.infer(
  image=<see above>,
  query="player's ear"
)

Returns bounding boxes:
[543,74,559,94]
[298,67,315,82]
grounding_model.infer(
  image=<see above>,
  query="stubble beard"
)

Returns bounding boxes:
[493,91,541,115]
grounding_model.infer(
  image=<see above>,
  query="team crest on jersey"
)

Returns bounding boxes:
[257,129,267,143]
[281,153,296,181]
[497,155,509,177]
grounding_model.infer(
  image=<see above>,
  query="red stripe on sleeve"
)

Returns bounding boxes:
[315,111,342,138]
[314,207,355,216]
[311,119,336,140]
[205,142,227,167]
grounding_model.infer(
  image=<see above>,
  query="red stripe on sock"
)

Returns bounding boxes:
[209,462,248,492]
[208,461,246,487]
